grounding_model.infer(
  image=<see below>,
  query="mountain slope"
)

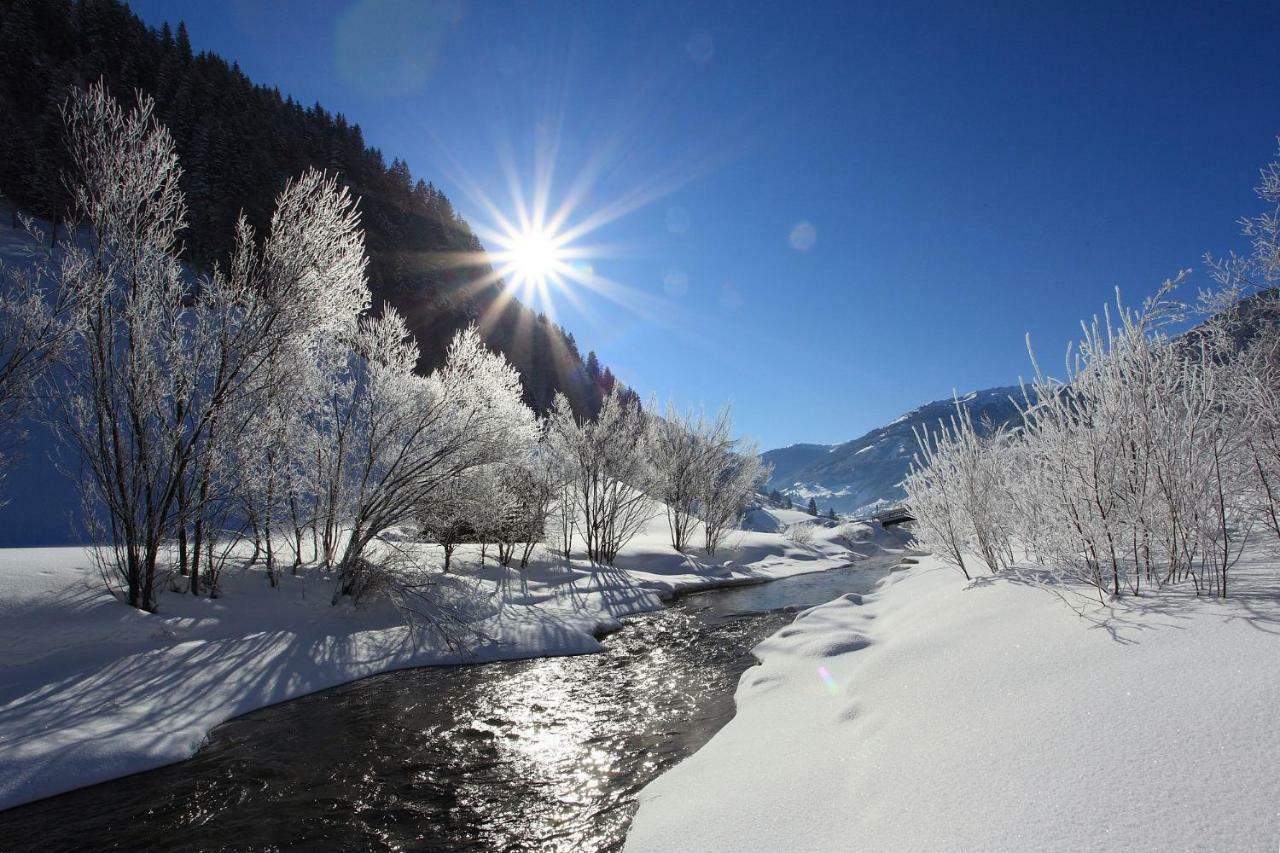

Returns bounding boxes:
[0,0,624,418]
[769,290,1280,517]
[762,386,1023,516]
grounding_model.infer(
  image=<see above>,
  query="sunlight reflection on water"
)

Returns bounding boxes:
[0,561,890,851]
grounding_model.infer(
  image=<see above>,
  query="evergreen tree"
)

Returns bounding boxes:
[0,0,621,420]
[827,507,837,520]
[807,497,818,516]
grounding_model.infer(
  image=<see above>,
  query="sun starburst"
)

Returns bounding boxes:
[427,117,724,334]
[488,224,571,306]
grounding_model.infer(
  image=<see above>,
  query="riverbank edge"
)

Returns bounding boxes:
[0,527,890,812]
[623,547,1280,852]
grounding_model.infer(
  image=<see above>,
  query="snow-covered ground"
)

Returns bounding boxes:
[0,504,873,811]
[626,545,1280,851]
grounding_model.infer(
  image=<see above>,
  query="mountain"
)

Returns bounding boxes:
[761,386,1024,517]
[0,0,628,419]
[767,290,1280,518]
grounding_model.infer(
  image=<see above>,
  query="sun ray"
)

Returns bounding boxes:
[420,97,755,341]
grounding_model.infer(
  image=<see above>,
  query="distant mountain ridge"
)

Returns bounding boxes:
[769,289,1280,517]
[762,386,1024,516]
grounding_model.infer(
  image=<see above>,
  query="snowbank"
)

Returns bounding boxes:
[0,505,871,810]
[626,548,1280,852]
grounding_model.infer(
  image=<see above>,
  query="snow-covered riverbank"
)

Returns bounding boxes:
[626,547,1280,852]
[0,507,896,811]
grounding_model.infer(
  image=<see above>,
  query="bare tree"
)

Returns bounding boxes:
[0,220,78,489]
[331,322,535,601]
[547,388,653,565]
[647,399,732,552]
[699,438,767,556]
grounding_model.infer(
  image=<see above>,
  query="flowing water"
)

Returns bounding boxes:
[0,558,894,852]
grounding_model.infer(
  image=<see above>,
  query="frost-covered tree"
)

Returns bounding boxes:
[54,82,194,611]
[0,220,77,487]
[218,170,370,588]
[1204,143,1280,550]
[909,273,1260,600]
[331,321,535,600]
[905,419,976,580]
[417,472,481,573]
[699,439,767,556]
[547,388,653,565]
[647,400,733,552]
[51,81,373,609]
[504,430,559,568]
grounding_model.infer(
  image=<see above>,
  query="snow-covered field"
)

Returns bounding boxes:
[626,545,1280,852]
[0,505,870,811]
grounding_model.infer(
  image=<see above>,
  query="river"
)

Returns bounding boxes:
[0,556,896,852]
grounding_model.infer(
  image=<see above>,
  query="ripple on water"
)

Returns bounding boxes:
[0,561,891,852]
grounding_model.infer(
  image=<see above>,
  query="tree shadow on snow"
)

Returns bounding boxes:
[963,564,1280,644]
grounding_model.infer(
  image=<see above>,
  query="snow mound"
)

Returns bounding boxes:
[626,548,1280,852]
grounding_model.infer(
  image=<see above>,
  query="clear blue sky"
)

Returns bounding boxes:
[127,0,1280,450]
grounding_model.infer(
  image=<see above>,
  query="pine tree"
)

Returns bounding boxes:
[174,20,192,64]
[827,507,837,520]
[807,497,818,516]
[0,0,614,421]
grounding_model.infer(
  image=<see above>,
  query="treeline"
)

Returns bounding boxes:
[905,144,1280,600]
[0,83,764,614]
[762,487,838,519]
[0,0,625,417]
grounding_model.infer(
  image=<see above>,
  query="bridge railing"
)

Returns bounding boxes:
[869,505,914,526]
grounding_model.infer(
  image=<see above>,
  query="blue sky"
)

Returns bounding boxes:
[128,0,1280,450]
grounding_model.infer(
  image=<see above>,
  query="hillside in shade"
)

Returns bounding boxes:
[0,0,628,419]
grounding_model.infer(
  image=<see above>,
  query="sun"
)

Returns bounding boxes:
[436,141,687,325]
[480,218,592,316]
[503,227,565,289]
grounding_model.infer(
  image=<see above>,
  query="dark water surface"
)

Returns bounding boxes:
[0,559,892,852]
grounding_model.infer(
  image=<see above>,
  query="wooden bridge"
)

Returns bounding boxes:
[871,505,915,527]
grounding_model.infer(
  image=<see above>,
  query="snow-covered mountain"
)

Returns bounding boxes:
[761,386,1024,516]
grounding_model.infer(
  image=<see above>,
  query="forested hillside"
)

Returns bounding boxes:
[0,0,625,417]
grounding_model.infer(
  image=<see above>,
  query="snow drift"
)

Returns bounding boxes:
[626,549,1280,852]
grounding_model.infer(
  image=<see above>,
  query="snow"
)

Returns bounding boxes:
[0,503,872,811]
[762,384,1024,517]
[626,546,1280,852]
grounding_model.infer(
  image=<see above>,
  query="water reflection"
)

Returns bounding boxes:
[0,560,891,852]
